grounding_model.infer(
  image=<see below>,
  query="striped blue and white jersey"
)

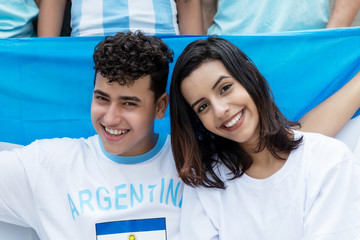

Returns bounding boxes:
[70,0,180,36]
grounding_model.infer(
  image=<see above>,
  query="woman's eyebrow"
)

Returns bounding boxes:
[191,97,205,109]
[190,76,231,109]
[212,76,230,90]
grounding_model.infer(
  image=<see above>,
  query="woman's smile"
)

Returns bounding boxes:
[221,109,245,131]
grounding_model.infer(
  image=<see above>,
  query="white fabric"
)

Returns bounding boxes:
[128,0,156,34]
[71,0,180,36]
[0,221,39,240]
[208,0,329,35]
[0,142,23,150]
[335,115,360,159]
[0,134,183,240]
[0,143,40,240]
[180,131,360,239]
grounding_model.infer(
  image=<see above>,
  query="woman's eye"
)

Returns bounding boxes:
[221,84,232,94]
[197,103,209,113]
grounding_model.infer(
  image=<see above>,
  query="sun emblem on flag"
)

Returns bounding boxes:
[129,234,136,240]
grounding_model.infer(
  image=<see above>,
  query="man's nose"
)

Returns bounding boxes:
[103,104,122,125]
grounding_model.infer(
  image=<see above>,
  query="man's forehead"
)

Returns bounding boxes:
[94,73,153,99]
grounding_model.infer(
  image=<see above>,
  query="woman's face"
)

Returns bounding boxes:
[180,60,260,148]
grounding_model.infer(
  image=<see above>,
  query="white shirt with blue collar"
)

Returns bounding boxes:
[0,133,183,239]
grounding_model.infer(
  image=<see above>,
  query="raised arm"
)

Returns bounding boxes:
[327,0,360,28]
[177,0,204,34]
[298,71,360,137]
[37,0,67,37]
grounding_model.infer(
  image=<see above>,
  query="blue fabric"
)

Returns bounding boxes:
[69,0,83,36]
[102,0,129,36]
[0,0,38,38]
[0,28,359,145]
[153,0,176,34]
[70,0,178,36]
[96,218,166,235]
[99,134,167,164]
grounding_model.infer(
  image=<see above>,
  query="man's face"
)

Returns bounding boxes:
[91,73,168,156]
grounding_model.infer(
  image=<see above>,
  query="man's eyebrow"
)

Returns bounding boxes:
[93,90,141,102]
[119,96,141,102]
[93,89,109,97]
[212,76,230,90]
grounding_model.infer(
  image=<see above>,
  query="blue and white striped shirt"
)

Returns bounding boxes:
[71,0,179,36]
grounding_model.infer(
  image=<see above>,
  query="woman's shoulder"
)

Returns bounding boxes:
[293,130,357,171]
[296,130,352,154]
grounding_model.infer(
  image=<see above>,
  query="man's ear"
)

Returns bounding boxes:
[155,93,169,120]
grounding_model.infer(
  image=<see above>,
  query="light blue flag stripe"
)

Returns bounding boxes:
[102,0,129,35]
[96,218,166,235]
[153,0,176,34]
[0,28,359,145]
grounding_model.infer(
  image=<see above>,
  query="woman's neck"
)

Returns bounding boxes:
[240,129,293,179]
[244,147,289,179]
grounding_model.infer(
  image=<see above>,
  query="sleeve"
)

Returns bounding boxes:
[180,185,219,240]
[0,143,39,228]
[303,152,360,239]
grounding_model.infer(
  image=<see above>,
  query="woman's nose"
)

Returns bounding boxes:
[213,100,229,119]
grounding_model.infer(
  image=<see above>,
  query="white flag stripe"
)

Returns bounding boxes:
[128,0,156,34]
[97,230,166,240]
[78,0,104,36]
[169,0,180,34]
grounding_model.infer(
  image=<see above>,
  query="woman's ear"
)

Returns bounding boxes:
[155,93,169,120]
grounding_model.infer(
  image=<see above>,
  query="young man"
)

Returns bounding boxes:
[0,32,183,239]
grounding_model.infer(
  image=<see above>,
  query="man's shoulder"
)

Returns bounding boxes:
[17,135,100,162]
[33,135,98,149]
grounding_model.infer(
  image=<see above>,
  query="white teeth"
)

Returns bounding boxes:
[105,127,129,135]
[224,111,243,128]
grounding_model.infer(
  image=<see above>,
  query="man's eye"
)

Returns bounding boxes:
[96,96,108,101]
[197,103,209,113]
[221,84,232,94]
[124,102,137,106]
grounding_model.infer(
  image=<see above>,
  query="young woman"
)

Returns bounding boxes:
[170,37,360,239]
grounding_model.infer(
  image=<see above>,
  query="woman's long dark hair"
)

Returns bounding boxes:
[170,37,302,189]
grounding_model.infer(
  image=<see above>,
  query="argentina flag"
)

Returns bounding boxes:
[96,218,166,240]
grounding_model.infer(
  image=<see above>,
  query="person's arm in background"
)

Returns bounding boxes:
[327,0,360,28]
[37,0,67,37]
[34,0,41,7]
[299,71,360,137]
[201,0,217,34]
[177,0,204,34]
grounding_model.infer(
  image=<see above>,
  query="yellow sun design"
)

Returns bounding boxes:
[129,234,136,240]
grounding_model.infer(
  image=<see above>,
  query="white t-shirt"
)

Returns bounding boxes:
[0,134,183,240]
[180,131,360,239]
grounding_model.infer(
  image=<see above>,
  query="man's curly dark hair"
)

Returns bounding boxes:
[93,31,174,100]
